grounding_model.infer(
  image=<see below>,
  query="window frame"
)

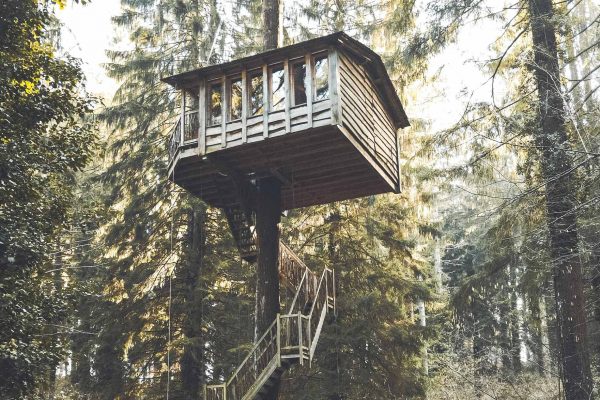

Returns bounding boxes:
[312,51,329,102]
[290,57,308,107]
[268,63,286,112]
[246,69,264,117]
[227,75,243,122]
[206,79,224,127]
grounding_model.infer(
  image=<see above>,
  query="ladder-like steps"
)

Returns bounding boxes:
[224,206,257,262]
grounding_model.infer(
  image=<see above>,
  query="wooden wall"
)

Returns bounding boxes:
[337,50,400,192]
[172,46,400,197]
[194,54,334,156]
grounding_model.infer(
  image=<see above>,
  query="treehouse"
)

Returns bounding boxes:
[164,32,409,400]
[164,32,409,212]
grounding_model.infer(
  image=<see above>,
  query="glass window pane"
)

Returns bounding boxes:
[249,72,263,116]
[229,78,242,121]
[292,61,307,105]
[208,82,222,126]
[314,55,329,101]
[270,65,285,111]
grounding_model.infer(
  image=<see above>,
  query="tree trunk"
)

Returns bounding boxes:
[417,273,428,376]
[527,0,594,398]
[253,2,282,397]
[326,212,342,400]
[498,268,512,371]
[254,178,281,400]
[262,0,280,50]
[529,287,548,375]
[509,263,522,373]
[181,205,206,398]
[589,243,600,374]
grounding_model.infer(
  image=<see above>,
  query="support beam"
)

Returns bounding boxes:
[254,177,281,400]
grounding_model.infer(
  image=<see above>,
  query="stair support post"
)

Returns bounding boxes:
[276,313,281,368]
[298,313,303,365]
[254,177,281,400]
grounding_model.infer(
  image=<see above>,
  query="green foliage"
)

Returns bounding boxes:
[0,0,97,398]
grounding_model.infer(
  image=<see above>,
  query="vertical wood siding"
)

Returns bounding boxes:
[337,51,400,191]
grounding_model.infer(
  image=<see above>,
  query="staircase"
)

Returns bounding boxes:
[224,206,257,263]
[204,243,336,400]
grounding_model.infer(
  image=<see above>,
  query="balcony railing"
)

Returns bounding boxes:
[168,109,199,162]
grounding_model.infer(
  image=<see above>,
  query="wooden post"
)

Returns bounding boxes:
[198,79,206,155]
[297,313,303,365]
[283,58,291,133]
[305,53,313,128]
[263,64,269,138]
[221,76,227,149]
[241,69,248,143]
[180,89,186,143]
[328,48,341,125]
[276,314,281,367]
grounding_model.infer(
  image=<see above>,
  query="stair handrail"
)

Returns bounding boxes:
[306,267,333,360]
[205,244,335,400]
[279,241,318,314]
[226,316,280,396]
[287,269,307,314]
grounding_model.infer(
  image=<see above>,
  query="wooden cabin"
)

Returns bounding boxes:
[164,32,409,211]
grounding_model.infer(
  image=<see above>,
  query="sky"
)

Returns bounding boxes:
[58,0,122,97]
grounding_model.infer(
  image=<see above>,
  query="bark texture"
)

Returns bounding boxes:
[262,0,279,50]
[254,178,281,400]
[528,0,594,398]
[180,205,206,398]
[253,2,282,398]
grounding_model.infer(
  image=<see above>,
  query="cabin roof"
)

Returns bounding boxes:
[162,32,409,129]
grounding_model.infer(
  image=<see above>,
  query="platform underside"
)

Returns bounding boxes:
[169,125,396,210]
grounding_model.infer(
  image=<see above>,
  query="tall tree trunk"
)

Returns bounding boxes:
[589,243,600,374]
[529,287,548,375]
[262,0,280,50]
[326,212,342,400]
[254,2,282,398]
[181,205,206,398]
[48,239,63,400]
[254,178,281,400]
[509,263,522,373]
[416,273,428,376]
[527,0,594,398]
[498,269,512,371]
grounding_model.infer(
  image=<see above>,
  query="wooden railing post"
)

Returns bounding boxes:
[305,53,313,128]
[180,89,186,144]
[283,58,291,133]
[198,79,206,155]
[241,68,248,143]
[220,75,227,148]
[276,313,281,367]
[297,313,303,365]
[262,64,269,138]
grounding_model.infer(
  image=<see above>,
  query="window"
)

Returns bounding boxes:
[208,82,222,126]
[229,78,242,121]
[314,54,329,101]
[248,71,263,116]
[270,65,285,111]
[291,60,307,105]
